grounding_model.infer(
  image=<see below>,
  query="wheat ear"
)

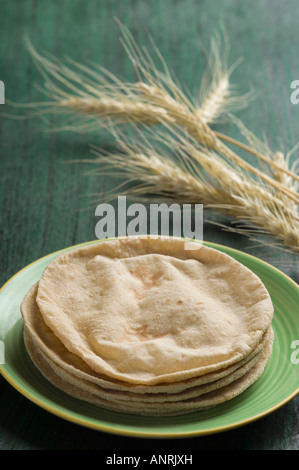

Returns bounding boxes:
[18,32,299,205]
[7,27,299,251]
[86,127,299,252]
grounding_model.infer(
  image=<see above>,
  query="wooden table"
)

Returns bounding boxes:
[0,0,298,450]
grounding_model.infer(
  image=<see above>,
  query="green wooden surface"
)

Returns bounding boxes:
[0,0,298,450]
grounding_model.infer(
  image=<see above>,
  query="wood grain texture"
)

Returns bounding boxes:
[0,0,298,450]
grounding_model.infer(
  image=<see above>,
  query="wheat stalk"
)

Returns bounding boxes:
[19,33,299,203]
[86,127,299,252]
[195,31,250,124]
[8,26,299,252]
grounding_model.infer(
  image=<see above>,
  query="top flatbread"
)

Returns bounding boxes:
[35,236,274,385]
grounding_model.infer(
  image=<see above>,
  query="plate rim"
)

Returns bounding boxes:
[0,237,298,438]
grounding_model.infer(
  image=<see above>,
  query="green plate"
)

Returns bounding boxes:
[0,239,298,438]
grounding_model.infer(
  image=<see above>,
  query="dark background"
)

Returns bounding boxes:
[0,0,298,450]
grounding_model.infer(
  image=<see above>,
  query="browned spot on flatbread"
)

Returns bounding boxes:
[120,323,165,342]
[130,266,163,289]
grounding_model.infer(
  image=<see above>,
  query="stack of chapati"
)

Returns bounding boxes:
[21,236,274,416]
